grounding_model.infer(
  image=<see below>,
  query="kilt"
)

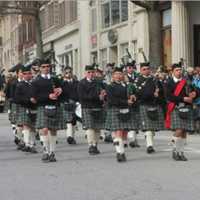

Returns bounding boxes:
[16,105,36,128]
[139,105,165,131]
[60,103,74,123]
[170,107,194,132]
[82,108,105,130]
[9,103,18,124]
[105,107,139,131]
[35,105,64,130]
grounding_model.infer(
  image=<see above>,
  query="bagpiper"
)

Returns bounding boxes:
[61,66,79,145]
[15,65,37,153]
[165,63,196,161]
[77,65,106,155]
[7,64,24,148]
[105,67,138,162]
[135,62,165,154]
[124,60,140,148]
[32,59,63,162]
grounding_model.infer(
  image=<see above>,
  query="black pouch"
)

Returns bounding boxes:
[90,108,102,119]
[146,106,159,121]
[178,106,190,120]
[64,102,76,112]
[44,105,57,118]
[118,109,131,122]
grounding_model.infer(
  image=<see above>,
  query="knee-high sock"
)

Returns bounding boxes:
[118,137,125,154]
[113,138,121,153]
[145,131,154,147]
[86,129,95,146]
[174,137,182,153]
[93,130,100,145]
[49,133,57,153]
[29,131,35,147]
[128,130,137,141]
[16,126,23,140]
[66,123,74,138]
[23,129,30,147]
[42,135,49,153]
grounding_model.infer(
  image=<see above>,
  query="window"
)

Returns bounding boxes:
[111,0,120,25]
[101,0,128,28]
[121,0,128,22]
[162,9,171,27]
[102,2,110,28]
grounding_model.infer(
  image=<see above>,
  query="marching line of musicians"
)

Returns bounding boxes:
[4,58,200,163]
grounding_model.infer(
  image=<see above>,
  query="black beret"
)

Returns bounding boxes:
[85,65,95,71]
[22,65,31,72]
[126,60,136,67]
[171,62,182,70]
[40,58,51,66]
[113,67,123,73]
[8,63,24,73]
[140,62,150,68]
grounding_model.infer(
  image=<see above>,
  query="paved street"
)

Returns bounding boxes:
[1,113,200,200]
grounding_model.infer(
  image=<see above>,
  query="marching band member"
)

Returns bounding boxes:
[105,67,138,162]
[15,65,37,153]
[78,65,106,155]
[124,61,140,148]
[61,66,79,145]
[135,63,165,154]
[165,63,196,161]
[32,60,63,162]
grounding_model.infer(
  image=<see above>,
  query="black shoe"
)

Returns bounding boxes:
[29,146,38,154]
[17,142,25,150]
[89,146,100,155]
[124,143,128,148]
[116,153,126,162]
[146,146,155,154]
[21,146,31,152]
[42,153,49,162]
[129,141,141,148]
[14,137,20,145]
[179,152,188,161]
[104,135,113,143]
[172,151,181,161]
[93,146,100,154]
[67,136,76,145]
[49,152,57,162]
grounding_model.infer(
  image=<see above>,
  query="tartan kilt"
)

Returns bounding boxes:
[35,105,64,130]
[105,107,139,131]
[139,105,165,131]
[60,103,74,123]
[82,108,105,130]
[16,105,36,128]
[10,103,18,124]
[170,108,194,132]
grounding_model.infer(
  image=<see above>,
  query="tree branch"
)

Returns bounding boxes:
[130,0,151,10]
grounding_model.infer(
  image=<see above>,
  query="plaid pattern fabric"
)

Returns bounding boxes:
[139,105,165,131]
[105,107,139,131]
[82,108,105,130]
[170,107,194,132]
[60,103,74,123]
[35,105,64,130]
[16,105,36,127]
[10,103,17,124]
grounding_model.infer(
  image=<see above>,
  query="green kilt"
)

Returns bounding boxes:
[16,105,36,128]
[35,105,64,130]
[139,105,165,131]
[60,103,74,123]
[10,103,18,124]
[170,107,194,132]
[82,108,105,130]
[105,107,139,131]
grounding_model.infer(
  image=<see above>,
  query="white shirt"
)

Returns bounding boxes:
[172,76,182,83]
[41,74,51,79]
